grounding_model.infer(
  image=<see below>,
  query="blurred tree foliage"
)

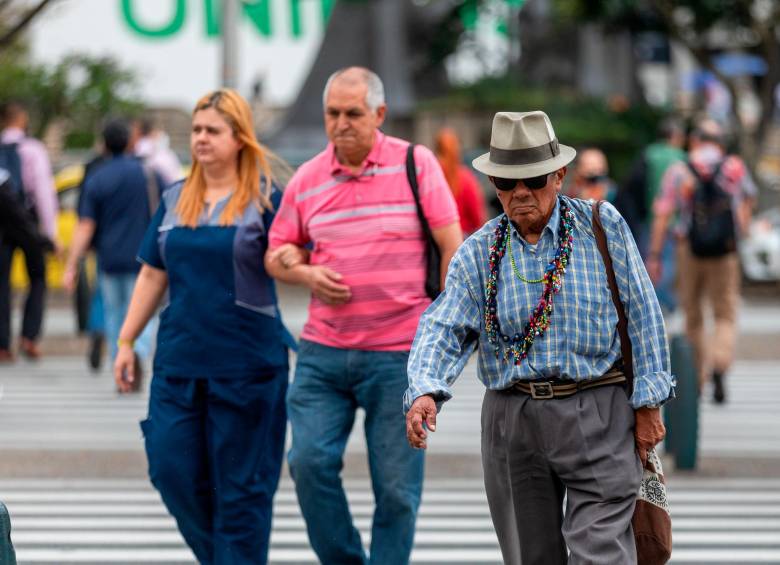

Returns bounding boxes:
[1,1,143,148]
[0,0,60,52]
[0,52,144,148]
[419,77,662,180]
[551,0,780,173]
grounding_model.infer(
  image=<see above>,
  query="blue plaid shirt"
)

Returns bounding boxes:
[404,196,674,411]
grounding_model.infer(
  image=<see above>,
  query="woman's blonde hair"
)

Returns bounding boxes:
[176,89,274,227]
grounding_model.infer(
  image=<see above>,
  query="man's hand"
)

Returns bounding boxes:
[406,395,437,449]
[305,266,351,305]
[267,243,309,269]
[635,406,666,466]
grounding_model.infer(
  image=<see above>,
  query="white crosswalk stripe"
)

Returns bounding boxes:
[2,478,780,564]
[1,359,778,456]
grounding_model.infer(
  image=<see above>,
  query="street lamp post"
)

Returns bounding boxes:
[221,0,239,89]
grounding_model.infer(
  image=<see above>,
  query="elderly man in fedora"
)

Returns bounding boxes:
[404,111,673,564]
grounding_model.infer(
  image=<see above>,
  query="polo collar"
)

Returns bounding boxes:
[329,130,386,176]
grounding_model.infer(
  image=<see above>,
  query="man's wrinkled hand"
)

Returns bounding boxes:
[406,395,437,449]
[635,406,666,466]
[305,265,351,305]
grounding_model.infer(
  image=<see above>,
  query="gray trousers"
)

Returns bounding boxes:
[481,384,642,565]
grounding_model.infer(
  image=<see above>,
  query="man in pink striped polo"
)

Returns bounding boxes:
[266,67,462,564]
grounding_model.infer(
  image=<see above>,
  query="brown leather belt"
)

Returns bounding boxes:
[511,369,626,399]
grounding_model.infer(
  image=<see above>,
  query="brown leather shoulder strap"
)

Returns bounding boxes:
[591,200,634,393]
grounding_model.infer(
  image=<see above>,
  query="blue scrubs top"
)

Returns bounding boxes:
[137,181,295,379]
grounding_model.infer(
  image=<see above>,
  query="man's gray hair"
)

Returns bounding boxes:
[322,67,386,112]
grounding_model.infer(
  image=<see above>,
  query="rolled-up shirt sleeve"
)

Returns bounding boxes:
[602,202,675,408]
[403,251,482,413]
[268,174,308,249]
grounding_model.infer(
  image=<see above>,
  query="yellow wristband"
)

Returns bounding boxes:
[117,338,135,349]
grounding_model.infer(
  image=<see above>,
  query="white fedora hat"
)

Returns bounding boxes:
[472,111,576,179]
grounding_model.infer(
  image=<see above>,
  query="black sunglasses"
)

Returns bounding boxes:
[584,174,608,185]
[491,173,550,191]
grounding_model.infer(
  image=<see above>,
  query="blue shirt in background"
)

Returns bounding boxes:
[138,182,295,380]
[79,155,161,274]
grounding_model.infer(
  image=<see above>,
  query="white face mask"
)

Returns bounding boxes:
[689,144,723,165]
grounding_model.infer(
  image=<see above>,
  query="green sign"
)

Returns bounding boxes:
[121,0,335,39]
[121,0,519,40]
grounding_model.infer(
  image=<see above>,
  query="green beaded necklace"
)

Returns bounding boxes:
[506,229,544,284]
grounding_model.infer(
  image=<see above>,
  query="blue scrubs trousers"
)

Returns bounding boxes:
[141,369,287,564]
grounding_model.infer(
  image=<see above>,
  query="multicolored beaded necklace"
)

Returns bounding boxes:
[484,197,575,364]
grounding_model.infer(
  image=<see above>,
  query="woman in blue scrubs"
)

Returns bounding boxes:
[114,89,294,564]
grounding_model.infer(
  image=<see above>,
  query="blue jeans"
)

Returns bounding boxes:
[87,271,104,334]
[99,272,155,361]
[639,224,678,314]
[287,340,424,565]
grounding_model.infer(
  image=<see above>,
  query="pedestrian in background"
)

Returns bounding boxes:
[435,127,488,235]
[132,117,183,186]
[0,168,52,282]
[647,118,756,403]
[406,111,671,565]
[266,67,462,565]
[568,146,617,203]
[63,119,160,378]
[115,89,293,564]
[0,101,59,361]
[622,118,686,312]
[77,145,110,371]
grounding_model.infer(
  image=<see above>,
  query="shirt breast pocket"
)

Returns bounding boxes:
[561,281,616,357]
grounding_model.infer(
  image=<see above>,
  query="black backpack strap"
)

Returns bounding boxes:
[405,144,436,245]
[141,164,160,217]
[684,158,725,190]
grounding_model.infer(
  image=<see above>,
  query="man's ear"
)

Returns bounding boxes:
[374,104,387,128]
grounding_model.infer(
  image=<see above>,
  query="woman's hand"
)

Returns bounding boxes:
[268,243,310,269]
[114,344,137,393]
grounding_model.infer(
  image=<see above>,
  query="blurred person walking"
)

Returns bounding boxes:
[63,119,161,376]
[623,118,686,313]
[647,119,756,403]
[77,149,110,371]
[266,67,462,565]
[0,168,53,279]
[405,111,672,565]
[435,127,488,235]
[133,117,183,186]
[569,147,617,203]
[115,90,293,564]
[0,101,58,361]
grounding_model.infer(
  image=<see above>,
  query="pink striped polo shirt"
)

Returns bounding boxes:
[269,131,459,351]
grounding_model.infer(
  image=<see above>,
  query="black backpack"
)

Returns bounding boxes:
[0,142,27,207]
[686,160,736,257]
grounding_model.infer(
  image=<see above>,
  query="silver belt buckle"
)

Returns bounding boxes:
[530,381,554,399]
